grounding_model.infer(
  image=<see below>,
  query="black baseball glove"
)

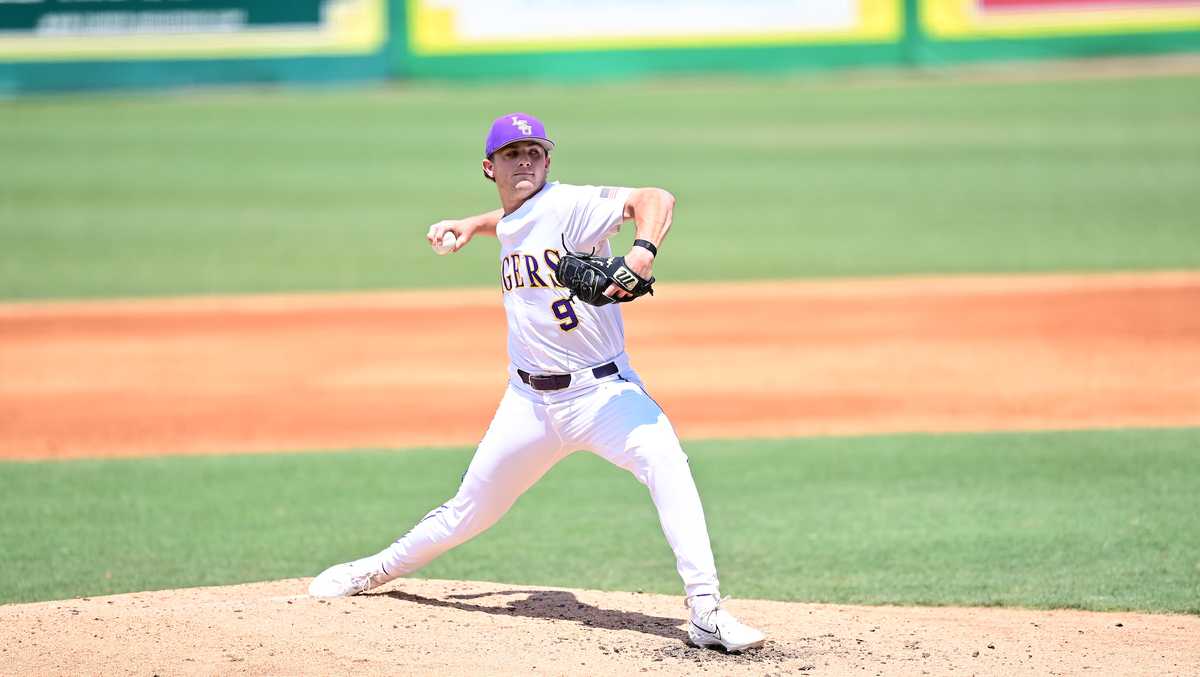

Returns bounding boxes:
[557,238,655,307]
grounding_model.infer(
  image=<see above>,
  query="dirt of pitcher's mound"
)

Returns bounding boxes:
[3,578,1197,676]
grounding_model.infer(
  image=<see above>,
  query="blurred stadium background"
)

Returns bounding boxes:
[3,0,1200,93]
[3,0,1200,299]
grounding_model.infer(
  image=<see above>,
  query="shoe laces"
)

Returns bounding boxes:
[689,595,756,633]
[349,562,384,592]
[688,594,730,620]
[366,567,389,589]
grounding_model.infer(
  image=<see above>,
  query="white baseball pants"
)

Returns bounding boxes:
[374,361,721,598]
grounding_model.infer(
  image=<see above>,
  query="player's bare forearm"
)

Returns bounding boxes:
[605,188,673,298]
[624,187,675,252]
[426,208,504,252]
[464,208,504,238]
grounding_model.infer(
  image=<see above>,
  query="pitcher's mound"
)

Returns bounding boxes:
[3,578,1197,675]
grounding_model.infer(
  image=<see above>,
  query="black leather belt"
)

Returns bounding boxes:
[518,362,619,391]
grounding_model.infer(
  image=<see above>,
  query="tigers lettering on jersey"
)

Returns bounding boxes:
[543,249,566,288]
[502,248,565,292]
[524,254,548,288]
[509,253,525,288]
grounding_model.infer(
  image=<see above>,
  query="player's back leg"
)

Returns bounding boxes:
[569,377,720,599]
[571,377,766,651]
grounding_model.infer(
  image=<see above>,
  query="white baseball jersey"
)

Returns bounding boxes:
[496,181,632,374]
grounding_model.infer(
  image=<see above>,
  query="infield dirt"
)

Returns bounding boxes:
[2,272,1198,675]
[3,578,1198,676]
[2,272,1198,460]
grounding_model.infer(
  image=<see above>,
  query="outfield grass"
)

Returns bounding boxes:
[2,428,1197,613]
[2,72,1199,300]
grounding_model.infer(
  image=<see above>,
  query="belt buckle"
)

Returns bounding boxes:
[529,373,569,391]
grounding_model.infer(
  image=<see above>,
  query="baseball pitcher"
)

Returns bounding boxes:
[309,113,766,652]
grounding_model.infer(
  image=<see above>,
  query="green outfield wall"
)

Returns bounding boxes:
[2,0,1200,93]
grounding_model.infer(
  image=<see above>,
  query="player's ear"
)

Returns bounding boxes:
[482,159,496,182]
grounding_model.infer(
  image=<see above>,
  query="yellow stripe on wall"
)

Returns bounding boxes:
[923,0,1200,38]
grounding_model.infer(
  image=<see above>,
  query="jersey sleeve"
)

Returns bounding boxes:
[563,184,633,249]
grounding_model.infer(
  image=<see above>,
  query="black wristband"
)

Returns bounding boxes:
[632,239,658,257]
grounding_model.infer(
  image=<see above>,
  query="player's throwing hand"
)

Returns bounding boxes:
[426,220,464,253]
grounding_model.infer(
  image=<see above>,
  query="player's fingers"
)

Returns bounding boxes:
[427,221,447,244]
[427,220,454,244]
[604,284,630,300]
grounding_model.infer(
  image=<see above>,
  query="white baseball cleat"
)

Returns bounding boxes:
[686,595,767,652]
[308,556,392,598]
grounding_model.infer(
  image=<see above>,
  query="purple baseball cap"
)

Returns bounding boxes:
[485,112,555,158]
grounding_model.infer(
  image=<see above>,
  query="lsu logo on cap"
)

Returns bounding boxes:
[511,116,533,135]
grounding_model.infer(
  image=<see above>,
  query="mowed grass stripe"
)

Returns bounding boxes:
[3,73,1200,300]
[2,428,1197,613]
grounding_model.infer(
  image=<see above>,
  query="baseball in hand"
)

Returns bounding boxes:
[433,231,457,255]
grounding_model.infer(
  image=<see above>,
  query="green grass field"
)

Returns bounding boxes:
[3,429,1198,612]
[2,70,1198,615]
[2,72,1199,300]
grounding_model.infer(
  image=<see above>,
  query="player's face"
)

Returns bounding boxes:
[485,141,550,200]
